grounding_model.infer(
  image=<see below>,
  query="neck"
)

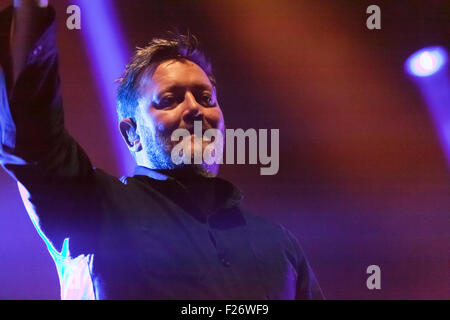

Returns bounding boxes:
[158,166,219,216]
[142,164,218,179]
[154,165,218,180]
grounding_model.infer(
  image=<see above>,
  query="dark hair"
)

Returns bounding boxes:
[116,33,216,123]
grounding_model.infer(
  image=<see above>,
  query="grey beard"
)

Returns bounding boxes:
[139,126,175,170]
[138,126,219,177]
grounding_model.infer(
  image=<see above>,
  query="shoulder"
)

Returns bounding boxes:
[92,168,126,188]
[240,209,307,265]
[92,169,169,205]
[241,210,298,241]
[241,209,324,299]
[241,210,287,238]
[90,168,134,202]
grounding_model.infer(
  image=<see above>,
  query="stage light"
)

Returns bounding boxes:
[405,46,450,166]
[76,0,135,176]
[405,46,448,77]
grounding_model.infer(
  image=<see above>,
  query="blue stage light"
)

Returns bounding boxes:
[405,47,448,77]
[77,0,135,176]
[405,45,450,166]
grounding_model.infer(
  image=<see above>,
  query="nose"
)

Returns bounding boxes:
[182,91,203,123]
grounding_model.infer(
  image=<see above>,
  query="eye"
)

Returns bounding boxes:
[153,95,177,110]
[200,93,216,107]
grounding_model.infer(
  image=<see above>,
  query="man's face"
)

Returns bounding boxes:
[135,59,225,175]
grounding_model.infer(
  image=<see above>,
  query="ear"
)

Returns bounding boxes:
[119,118,142,152]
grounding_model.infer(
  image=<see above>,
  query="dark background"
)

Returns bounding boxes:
[0,0,449,299]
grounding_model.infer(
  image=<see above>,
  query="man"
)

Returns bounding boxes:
[0,0,323,299]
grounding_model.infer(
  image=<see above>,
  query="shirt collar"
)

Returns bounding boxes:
[132,166,244,212]
[133,166,170,181]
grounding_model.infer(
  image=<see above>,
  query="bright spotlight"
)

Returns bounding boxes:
[405,46,448,77]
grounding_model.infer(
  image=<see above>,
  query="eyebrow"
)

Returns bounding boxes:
[155,83,214,100]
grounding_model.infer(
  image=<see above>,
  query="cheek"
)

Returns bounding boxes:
[147,109,182,133]
[205,107,225,131]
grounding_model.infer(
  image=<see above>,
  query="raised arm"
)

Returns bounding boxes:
[11,0,49,83]
[0,1,98,255]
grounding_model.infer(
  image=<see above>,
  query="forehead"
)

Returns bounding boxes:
[147,59,213,95]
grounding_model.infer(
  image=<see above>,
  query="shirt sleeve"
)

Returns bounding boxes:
[0,5,99,256]
[281,226,325,300]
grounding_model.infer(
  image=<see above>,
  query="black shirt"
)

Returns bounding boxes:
[0,6,323,300]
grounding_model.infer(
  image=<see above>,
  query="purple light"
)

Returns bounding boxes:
[405,47,447,77]
[405,46,450,167]
[74,0,135,176]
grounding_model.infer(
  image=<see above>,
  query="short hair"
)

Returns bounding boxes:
[116,33,216,123]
